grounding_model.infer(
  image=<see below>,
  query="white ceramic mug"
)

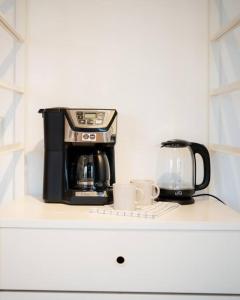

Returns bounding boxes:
[130,179,160,206]
[113,183,144,211]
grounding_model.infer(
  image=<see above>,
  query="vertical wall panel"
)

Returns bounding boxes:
[209,0,240,211]
[0,0,26,204]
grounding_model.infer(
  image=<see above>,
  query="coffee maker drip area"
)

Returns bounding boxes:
[65,145,114,205]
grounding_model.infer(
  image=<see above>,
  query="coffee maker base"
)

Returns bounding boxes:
[63,190,113,205]
[63,196,113,205]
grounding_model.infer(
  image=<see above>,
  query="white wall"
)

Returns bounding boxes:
[26,0,208,197]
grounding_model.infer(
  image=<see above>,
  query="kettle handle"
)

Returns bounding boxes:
[190,143,211,191]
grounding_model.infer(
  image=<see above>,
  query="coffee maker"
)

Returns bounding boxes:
[39,108,117,205]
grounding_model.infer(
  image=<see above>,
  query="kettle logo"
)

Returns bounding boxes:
[175,190,182,196]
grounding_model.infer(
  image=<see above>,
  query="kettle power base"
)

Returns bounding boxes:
[158,188,195,205]
[157,197,195,205]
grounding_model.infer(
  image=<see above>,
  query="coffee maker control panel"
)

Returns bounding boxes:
[66,109,115,129]
[64,109,117,143]
[76,111,105,126]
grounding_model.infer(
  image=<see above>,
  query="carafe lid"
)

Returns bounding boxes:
[161,139,191,148]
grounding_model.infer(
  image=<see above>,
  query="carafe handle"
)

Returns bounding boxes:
[190,143,211,191]
[94,151,110,191]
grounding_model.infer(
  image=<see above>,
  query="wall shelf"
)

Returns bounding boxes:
[0,81,24,94]
[210,80,240,97]
[0,12,24,43]
[210,14,240,41]
[210,144,240,157]
[0,143,24,156]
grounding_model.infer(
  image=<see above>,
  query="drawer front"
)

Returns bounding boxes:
[0,228,240,293]
[1,292,240,300]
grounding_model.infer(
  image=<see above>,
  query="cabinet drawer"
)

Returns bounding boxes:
[1,292,240,300]
[0,228,240,293]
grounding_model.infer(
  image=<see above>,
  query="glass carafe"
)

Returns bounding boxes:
[76,150,110,192]
[76,154,94,191]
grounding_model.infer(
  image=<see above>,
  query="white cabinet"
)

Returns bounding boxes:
[1,292,240,300]
[0,197,240,298]
[1,228,240,294]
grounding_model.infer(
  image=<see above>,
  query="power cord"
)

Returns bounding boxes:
[192,193,225,205]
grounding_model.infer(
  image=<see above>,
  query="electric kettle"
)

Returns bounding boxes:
[157,139,210,204]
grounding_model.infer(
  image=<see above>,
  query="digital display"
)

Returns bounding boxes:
[84,113,96,119]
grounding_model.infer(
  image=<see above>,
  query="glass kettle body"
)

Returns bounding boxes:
[157,140,211,204]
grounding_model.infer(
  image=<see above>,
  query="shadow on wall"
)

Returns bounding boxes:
[0,44,21,78]
[3,94,21,140]
[0,90,22,205]
[0,0,15,15]
[0,0,21,78]
[0,94,20,146]
[0,152,21,204]
[26,140,44,197]
[212,153,240,211]
[220,2,240,85]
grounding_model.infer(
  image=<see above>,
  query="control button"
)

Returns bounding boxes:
[79,120,86,124]
[77,115,83,119]
[82,133,89,140]
[87,120,94,125]
[90,134,96,140]
[97,112,105,119]
[74,132,78,141]
[95,119,103,125]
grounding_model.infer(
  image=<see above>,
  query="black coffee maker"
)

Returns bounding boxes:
[39,108,117,205]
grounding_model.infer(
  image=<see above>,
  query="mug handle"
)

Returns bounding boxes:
[151,184,160,200]
[136,187,145,207]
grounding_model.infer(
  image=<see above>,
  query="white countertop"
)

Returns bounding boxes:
[0,196,240,230]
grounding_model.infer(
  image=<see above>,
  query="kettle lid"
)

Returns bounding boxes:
[161,139,191,148]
